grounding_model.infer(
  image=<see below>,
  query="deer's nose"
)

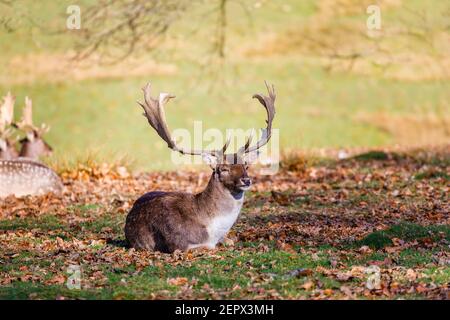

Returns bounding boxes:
[241,177,252,186]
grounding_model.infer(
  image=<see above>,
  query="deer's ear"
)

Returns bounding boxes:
[202,153,218,169]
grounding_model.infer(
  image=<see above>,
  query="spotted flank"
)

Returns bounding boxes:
[0,159,63,197]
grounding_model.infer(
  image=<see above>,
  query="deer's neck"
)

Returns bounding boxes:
[195,172,244,217]
[19,143,35,159]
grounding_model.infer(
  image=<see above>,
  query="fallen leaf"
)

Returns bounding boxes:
[301,281,314,290]
[167,277,188,286]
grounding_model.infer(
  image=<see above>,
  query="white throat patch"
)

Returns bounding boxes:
[205,192,244,248]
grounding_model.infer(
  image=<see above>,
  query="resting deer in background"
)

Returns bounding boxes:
[125,82,276,253]
[15,97,53,160]
[0,92,19,160]
[0,94,62,198]
[0,158,63,198]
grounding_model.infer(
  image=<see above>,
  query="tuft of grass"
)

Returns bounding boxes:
[280,151,335,172]
[359,232,393,250]
[359,222,450,249]
[281,152,315,172]
[414,169,449,181]
[0,283,111,300]
[396,249,435,268]
[0,215,64,232]
[78,213,125,235]
[47,151,135,176]
[353,151,390,161]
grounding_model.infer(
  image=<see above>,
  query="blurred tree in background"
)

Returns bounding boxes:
[0,1,448,169]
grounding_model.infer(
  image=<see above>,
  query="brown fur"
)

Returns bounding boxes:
[126,81,275,253]
[0,159,63,197]
[125,163,251,253]
[19,131,53,159]
[0,139,19,160]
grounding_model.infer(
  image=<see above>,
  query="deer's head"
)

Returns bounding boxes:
[213,161,251,193]
[138,82,276,193]
[15,97,53,160]
[19,130,53,158]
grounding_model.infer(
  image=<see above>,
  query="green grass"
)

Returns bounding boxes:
[359,222,450,249]
[353,151,390,161]
[0,239,336,300]
[0,283,109,300]
[414,170,449,181]
[0,1,449,170]
[0,215,64,232]
[1,152,449,300]
[2,231,447,299]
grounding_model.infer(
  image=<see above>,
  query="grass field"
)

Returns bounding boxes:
[0,148,448,299]
[0,0,448,170]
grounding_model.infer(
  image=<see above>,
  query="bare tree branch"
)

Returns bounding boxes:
[73,0,194,63]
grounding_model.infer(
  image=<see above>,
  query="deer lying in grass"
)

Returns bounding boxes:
[0,159,63,198]
[125,82,276,253]
[0,94,62,198]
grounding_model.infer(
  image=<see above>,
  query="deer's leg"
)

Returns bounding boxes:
[134,229,156,251]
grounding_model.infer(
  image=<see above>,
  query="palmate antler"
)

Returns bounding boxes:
[0,92,15,136]
[238,81,276,156]
[139,82,276,163]
[15,97,50,139]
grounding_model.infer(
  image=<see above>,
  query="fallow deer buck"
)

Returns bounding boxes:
[125,82,276,253]
[0,94,62,198]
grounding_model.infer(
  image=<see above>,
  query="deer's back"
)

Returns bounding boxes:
[0,159,63,198]
[125,191,208,252]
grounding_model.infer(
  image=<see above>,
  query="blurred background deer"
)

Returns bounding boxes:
[0,92,62,198]
[15,96,53,159]
[0,93,53,160]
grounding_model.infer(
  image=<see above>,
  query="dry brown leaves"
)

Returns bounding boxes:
[0,147,449,299]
